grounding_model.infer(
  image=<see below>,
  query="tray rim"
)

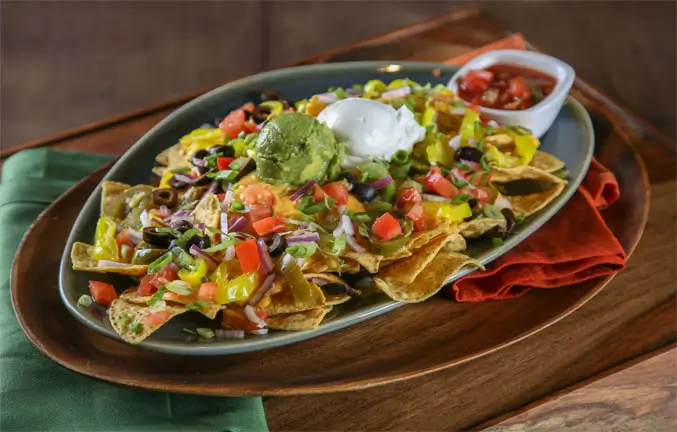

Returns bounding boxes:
[56,61,592,355]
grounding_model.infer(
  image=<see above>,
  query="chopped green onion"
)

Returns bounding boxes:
[347,212,371,222]
[452,100,466,108]
[552,168,570,180]
[170,246,195,270]
[230,201,246,212]
[451,194,471,205]
[203,153,223,167]
[243,134,258,146]
[131,322,144,334]
[202,235,240,253]
[183,328,197,335]
[357,162,390,182]
[400,179,423,192]
[515,214,526,224]
[187,299,211,311]
[196,328,215,339]
[485,125,494,136]
[146,286,167,307]
[380,182,397,203]
[453,179,468,188]
[298,195,336,215]
[121,313,131,326]
[147,252,172,274]
[451,162,471,171]
[77,295,92,308]
[237,131,246,139]
[365,200,393,212]
[474,121,484,136]
[334,87,347,99]
[482,203,505,219]
[491,237,504,247]
[170,167,192,174]
[358,223,370,238]
[351,84,363,91]
[207,170,238,181]
[176,228,203,248]
[155,227,182,238]
[285,243,318,258]
[164,280,193,295]
[332,234,346,255]
[480,157,491,172]
[477,138,485,152]
[391,150,410,165]
[229,157,250,171]
[390,162,411,180]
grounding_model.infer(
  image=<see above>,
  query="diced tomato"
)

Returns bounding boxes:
[252,215,286,236]
[508,76,531,100]
[217,157,234,171]
[243,185,275,207]
[413,217,427,231]
[312,185,326,201]
[248,204,272,223]
[467,171,492,188]
[216,193,226,201]
[219,109,247,139]
[234,239,261,274]
[144,310,171,327]
[468,187,491,205]
[147,262,179,291]
[424,168,458,198]
[406,202,424,221]
[372,212,403,241]
[241,102,255,112]
[137,274,156,296]
[115,229,135,261]
[88,281,118,307]
[468,104,481,113]
[322,181,349,206]
[197,282,218,302]
[397,187,422,210]
[462,70,494,93]
[242,121,259,134]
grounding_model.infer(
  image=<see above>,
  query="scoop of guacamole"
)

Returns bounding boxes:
[255,112,339,185]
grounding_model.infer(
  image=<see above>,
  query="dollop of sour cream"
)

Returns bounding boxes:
[317,98,426,168]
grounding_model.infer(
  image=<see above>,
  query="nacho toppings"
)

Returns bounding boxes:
[72,78,568,345]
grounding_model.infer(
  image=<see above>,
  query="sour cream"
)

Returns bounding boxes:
[317,98,426,168]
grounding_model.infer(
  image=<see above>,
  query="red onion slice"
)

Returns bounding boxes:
[345,88,362,97]
[192,158,207,168]
[346,234,366,253]
[244,305,267,328]
[332,225,344,237]
[220,212,229,233]
[290,180,316,201]
[215,329,245,339]
[464,161,481,171]
[381,85,411,99]
[488,120,500,128]
[257,238,274,274]
[229,216,248,232]
[173,173,200,184]
[422,194,451,203]
[310,277,327,286]
[157,205,172,218]
[189,245,217,269]
[286,232,320,244]
[207,180,219,195]
[371,175,392,191]
[249,328,269,335]
[247,273,276,306]
[494,196,513,210]
[316,93,338,104]
[97,260,131,268]
[450,107,467,116]
[127,229,143,245]
[340,214,354,236]
[140,210,151,228]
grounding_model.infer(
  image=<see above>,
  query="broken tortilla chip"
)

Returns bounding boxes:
[304,273,358,306]
[530,150,565,173]
[120,288,221,319]
[374,251,484,303]
[100,181,130,218]
[71,242,148,276]
[192,193,221,228]
[108,298,187,344]
[376,233,451,286]
[266,307,332,331]
[262,279,326,316]
[460,218,506,239]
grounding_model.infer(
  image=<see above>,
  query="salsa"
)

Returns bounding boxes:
[457,64,557,110]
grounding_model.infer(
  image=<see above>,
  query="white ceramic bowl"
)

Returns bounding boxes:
[447,50,575,138]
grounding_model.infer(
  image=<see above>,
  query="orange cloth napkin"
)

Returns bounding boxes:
[441,35,627,302]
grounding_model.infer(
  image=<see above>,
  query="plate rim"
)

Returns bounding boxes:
[56,61,592,355]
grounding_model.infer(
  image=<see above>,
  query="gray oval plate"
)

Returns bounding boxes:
[59,61,593,355]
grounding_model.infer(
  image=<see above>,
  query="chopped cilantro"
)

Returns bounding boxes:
[170,167,192,174]
[187,299,211,311]
[131,322,144,334]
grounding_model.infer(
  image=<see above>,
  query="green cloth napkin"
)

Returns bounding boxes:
[0,149,268,432]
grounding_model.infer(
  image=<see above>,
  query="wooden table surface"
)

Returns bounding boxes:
[3,6,675,431]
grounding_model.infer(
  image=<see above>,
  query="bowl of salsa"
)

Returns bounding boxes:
[448,50,575,137]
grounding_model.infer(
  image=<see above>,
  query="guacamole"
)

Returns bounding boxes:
[255,112,339,186]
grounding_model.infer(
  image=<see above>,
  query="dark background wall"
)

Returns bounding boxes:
[2,1,675,150]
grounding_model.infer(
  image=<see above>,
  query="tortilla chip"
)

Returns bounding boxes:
[108,298,187,344]
[443,232,467,252]
[266,306,331,331]
[151,166,167,177]
[302,250,341,273]
[71,242,148,276]
[374,251,484,303]
[100,181,130,218]
[490,165,567,184]
[156,143,189,170]
[501,183,566,217]
[120,288,221,319]
[407,223,455,250]
[344,247,412,274]
[304,273,357,306]
[460,218,505,239]
[530,150,565,173]
[262,279,326,316]
[376,233,451,286]
[192,193,221,228]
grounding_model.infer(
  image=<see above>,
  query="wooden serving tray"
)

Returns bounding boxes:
[6,6,676,430]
